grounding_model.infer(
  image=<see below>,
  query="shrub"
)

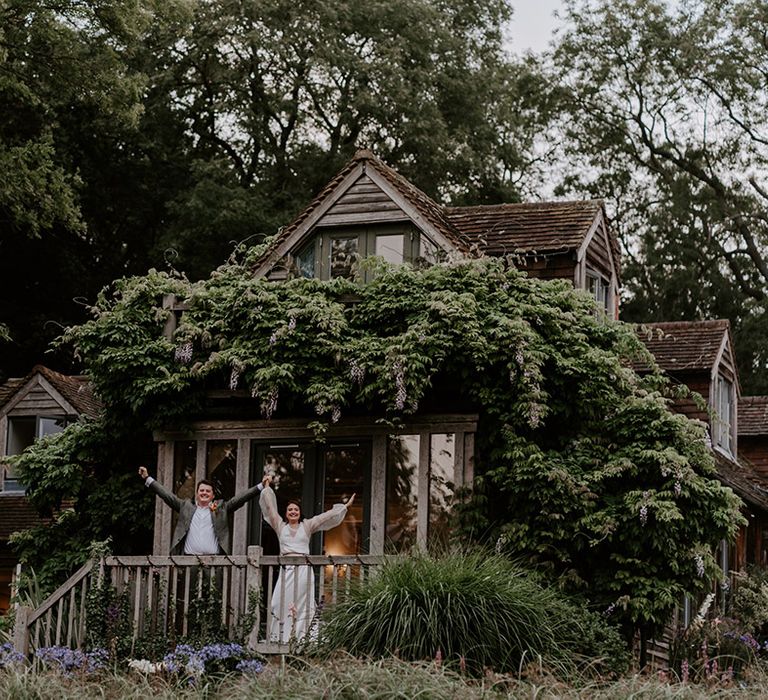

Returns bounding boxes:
[316,549,629,676]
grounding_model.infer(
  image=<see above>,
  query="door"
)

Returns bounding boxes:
[249,440,369,555]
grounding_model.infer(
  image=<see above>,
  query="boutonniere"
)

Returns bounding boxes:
[209,501,219,514]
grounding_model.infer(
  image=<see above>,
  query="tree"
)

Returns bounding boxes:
[15,255,742,635]
[552,0,768,392]
[142,0,552,277]
[0,0,164,379]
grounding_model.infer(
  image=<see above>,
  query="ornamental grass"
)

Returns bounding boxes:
[315,549,629,677]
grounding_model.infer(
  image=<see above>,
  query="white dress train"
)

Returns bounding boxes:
[259,485,347,644]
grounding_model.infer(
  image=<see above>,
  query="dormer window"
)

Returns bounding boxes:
[291,224,422,282]
[713,374,734,455]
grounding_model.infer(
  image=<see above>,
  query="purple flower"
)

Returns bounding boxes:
[349,359,365,384]
[236,659,264,675]
[174,342,193,364]
[229,366,240,390]
[392,360,406,411]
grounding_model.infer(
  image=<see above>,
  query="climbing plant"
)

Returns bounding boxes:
[15,252,743,636]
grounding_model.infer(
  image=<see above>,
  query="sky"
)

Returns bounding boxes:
[506,0,565,53]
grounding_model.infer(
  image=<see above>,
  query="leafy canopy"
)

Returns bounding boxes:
[14,254,743,630]
[552,0,768,392]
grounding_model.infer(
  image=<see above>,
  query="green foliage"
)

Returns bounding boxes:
[43,255,742,633]
[316,549,630,676]
[10,418,154,592]
[730,568,768,635]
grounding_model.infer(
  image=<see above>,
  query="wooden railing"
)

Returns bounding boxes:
[13,547,384,657]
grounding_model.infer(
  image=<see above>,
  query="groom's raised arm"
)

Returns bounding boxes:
[139,465,183,512]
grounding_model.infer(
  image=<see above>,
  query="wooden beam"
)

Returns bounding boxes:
[369,434,387,555]
[232,438,251,555]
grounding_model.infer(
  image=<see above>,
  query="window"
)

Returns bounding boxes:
[330,236,359,280]
[374,234,404,265]
[385,432,459,552]
[295,243,316,279]
[713,375,734,454]
[428,434,455,548]
[296,224,424,282]
[4,415,68,491]
[207,440,237,500]
[586,272,609,314]
[386,435,419,553]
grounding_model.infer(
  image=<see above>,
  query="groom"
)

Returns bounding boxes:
[138,465,264,555]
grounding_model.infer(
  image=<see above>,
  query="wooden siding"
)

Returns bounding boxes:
[6,385,66,416]
[668,376,711,424]
[584,223,614,282]
[741,437,768,476]
[517,252,576,282]
[314,174,408,228]
[717,337,738,385]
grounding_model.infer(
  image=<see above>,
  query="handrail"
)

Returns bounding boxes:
[26,560,94,626]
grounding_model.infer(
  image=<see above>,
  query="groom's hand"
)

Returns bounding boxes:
[138,466,149,480]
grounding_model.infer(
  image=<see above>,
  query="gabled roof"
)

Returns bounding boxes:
[444,200,605,255]
[0,379,24,407]
[635,320,732,374]
[740,397,768,436]
[253,150,470,277]
[0,365,101,418]
[252,150,614,277]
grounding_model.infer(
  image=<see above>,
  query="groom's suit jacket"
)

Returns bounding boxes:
[147,479,262,554]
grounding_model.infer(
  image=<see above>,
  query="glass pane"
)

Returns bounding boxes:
[322,445,366,555]
[5,418,35,491]
[6,417,35,455]
[375,234,404,265]
[429,434,455,548]
[258,448,306,555]
[330,237,358,279]
[296,243,315,278]
[206,440,237,500]
[386,435,419,553]
[38,417,67,438]
[173,441,196,501]
[418,235,441,265]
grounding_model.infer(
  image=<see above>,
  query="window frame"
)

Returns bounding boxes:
[295,224,422,282]
[712,373,735,456]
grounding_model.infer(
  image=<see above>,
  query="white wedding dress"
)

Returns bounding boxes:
[259,485,347,643]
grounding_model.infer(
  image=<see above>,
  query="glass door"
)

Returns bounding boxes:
[315,443,370,556]
[249,443,314,555]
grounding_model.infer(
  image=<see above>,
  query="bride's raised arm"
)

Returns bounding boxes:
[304,493,355,535]
[258,476,284,532]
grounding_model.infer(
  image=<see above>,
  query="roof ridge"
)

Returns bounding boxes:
[639,319,730,330]
[445,199,603,212]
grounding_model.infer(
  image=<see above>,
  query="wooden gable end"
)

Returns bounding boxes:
[0,375,78,420]
[312,173,409,228]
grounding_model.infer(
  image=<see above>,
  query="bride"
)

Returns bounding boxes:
[258,474,355,644]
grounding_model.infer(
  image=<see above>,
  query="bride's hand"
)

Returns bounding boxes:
[344,493,356,509]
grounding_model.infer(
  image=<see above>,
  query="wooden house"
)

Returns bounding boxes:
[0,366,100,611]
[636,321,768,569]
[152,150,623,560]
[253,150,620,318]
